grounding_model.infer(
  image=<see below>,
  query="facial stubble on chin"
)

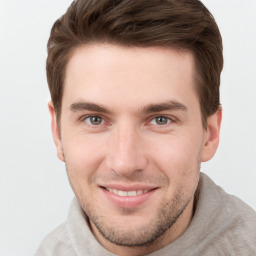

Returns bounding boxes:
[89,192,192,248]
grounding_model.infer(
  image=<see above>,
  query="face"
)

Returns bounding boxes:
[50,44,221,254]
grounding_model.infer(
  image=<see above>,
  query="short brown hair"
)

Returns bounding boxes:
[47,0,223,127]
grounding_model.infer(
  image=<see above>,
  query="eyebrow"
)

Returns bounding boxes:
[70,100,187,114]
[142,101,187,114]
[70,102,112,114]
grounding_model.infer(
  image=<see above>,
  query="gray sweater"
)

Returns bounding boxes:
[35,173,256,255]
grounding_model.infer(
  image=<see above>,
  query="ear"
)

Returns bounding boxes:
[201,108,222,162]
[48,101,65,162]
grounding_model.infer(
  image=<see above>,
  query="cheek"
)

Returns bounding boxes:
[154,137,201,200]
[148,133,202,179]
[62,134,106,179]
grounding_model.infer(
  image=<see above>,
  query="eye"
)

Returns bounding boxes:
[84,116,104,126]
[150,116,171,125]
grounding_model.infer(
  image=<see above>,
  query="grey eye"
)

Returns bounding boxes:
[153,116,170,125]
[85,116,103,125]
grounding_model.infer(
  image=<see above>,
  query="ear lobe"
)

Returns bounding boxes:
[201,108,222,162]
[48,102,65,162]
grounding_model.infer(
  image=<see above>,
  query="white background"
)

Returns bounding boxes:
[0,1,255,255]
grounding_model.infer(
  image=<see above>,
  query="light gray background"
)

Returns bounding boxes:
[0,1,255,255]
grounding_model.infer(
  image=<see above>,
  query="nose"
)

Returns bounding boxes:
[106,122,148,177]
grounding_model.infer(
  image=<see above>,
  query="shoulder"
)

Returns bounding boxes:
[198,173,256,254]
[35,222,76,256]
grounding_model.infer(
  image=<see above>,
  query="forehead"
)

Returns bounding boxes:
[63,43,199,112]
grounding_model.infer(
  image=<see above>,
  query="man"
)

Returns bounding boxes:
[36,0,256,255]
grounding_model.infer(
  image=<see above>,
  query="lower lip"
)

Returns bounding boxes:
[100,187,157,208]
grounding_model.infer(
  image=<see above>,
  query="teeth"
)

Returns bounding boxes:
[119,190,128,196]
[127,191,136,196]
[136,190,143,195]
[106,188,150,197]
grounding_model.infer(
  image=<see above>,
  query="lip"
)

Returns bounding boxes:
[99,185,158,208]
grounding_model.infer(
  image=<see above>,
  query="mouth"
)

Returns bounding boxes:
[100,185,158,208]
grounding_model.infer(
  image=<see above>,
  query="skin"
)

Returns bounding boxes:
[49,43,221,256]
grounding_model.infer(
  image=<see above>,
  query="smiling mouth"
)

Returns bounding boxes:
[104,188,153,197]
